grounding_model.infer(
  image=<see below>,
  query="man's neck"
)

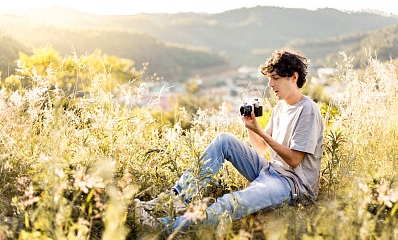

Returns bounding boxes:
[284,91,304,105]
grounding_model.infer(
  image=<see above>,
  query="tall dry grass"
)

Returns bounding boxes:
[0,51,397,239]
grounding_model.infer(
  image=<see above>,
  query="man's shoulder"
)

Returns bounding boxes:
[301,96,317,106]
[300,96,321,115]
[273,97,321,115]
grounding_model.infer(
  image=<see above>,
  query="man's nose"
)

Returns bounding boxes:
[268,78,274,87]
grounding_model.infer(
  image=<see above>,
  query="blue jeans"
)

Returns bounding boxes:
[161,133,292,230]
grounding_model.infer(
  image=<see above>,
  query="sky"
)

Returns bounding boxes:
[1,0,398,16]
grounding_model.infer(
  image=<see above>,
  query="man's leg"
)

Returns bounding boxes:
[137,132,271,226]
[167,164,292,230]
[173,132,269,203]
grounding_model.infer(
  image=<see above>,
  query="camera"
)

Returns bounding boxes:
[240,98,263,117]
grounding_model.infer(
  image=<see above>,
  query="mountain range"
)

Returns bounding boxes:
[1,6,398,81]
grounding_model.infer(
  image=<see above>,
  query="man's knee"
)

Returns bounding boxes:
[214,132,236,146]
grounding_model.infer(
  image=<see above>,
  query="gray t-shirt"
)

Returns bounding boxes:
[264,96,324,200]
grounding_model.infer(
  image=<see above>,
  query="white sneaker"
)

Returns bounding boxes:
[134,199,158,228]
[141,191,187,213]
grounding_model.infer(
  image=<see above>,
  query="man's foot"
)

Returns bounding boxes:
[134,199,159,228]
[140,190,187,214]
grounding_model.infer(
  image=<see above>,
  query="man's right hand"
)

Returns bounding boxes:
[242,111,263,135]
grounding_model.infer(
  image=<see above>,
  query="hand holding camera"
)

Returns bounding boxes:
[240,98,263,117]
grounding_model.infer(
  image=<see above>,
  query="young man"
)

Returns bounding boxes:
[135,50,324,232]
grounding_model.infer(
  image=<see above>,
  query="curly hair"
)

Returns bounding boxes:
[260,50,309,88]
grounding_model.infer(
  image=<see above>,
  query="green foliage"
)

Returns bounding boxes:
[15,46,140,94]
[4,75,21,90]
[321,130,353,195]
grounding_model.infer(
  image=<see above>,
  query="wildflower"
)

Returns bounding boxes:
[376,179,398,208]
[21,184,40,207]
[117,170,132,193]
[73,167,105,194]
[9,90,24,109]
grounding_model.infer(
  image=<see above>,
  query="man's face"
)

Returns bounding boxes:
[266,71,297,101]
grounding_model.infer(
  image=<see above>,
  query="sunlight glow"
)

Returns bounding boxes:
[1,0,397,15]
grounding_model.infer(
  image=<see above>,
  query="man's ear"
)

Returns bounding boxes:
[290,72,299,83]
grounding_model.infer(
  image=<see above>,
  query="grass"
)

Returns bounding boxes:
[0,51,398,239]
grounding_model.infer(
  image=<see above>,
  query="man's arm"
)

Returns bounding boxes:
[247,128,269,156]
[243,111,304,169]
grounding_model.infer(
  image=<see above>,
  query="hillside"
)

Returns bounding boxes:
[340,24,398,67]
[0,30,30,79]
[14,6,398,67]
[292,24,398,68]
[1,6,398,81]
[282,32,370,66]
[0,15,231,82]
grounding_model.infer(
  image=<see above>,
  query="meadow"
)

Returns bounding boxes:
[0,50,397,240]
